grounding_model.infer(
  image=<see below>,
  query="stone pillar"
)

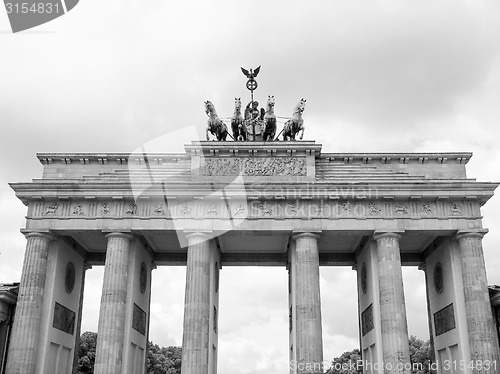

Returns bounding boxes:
[181,233,213,374]
[456,230,500,372]
[5,231,53,374]
[73,263,91,374]
[418,264,436,365]
[373,232,411,374]
[94,232,133,374]
[290,233,323,374]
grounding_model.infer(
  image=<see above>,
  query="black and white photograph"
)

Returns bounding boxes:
[1,1,500,373]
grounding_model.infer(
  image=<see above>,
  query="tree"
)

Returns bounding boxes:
[325,337,433,374]
[75,331,182,374]
[325,349,362,374]
[409,335,433,374]
[146,342,182,374]
[76,331,97,374]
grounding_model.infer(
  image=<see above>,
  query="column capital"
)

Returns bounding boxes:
[21,229,55,241]
[455,229,488,240]
[292,231,321,241]
[373,230,403,241]
[103,231,134,241]
[184,231,213,241]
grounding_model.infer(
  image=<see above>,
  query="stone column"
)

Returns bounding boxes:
[418,264,436,365]
[456,230,500,372]
[181,233,212,374]
[373,232,411,374]
[5,231,53,374]
[73,262,91,374]
[292,233,323,374]
[94,232,133,374]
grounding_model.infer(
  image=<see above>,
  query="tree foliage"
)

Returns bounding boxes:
[409,335,434,374]
[76,331,97,374]
[75,331,182,374]
[146,342,182,374]
[325,336,433,374]
[325,349,362,374]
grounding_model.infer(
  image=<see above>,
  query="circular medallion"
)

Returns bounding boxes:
[65,262,76,294]
[361,263,367,294]
[140,262,147,294]
[434,262,444,294]
[246,79,258,91]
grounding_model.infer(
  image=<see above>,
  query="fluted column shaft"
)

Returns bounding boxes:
[374,232,411,374]
[457,231,500,373]
[293,233,323,374]
[181,233,212,374]
[5,232,53,374]
[94,232,133,374]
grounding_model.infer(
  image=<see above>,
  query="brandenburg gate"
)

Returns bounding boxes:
[5,140,500,373]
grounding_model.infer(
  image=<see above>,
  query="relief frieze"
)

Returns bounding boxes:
[154,203,164,215]
[101,203,111,215]
[199,157,307,176]
[395,204,409,214]
[72,205,84,215]
[126,203,137,215]
[450,202,462,215]
[45,203,59,215]
[29,198,478,221]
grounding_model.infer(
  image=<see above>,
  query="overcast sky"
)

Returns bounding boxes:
[1,1,500,373]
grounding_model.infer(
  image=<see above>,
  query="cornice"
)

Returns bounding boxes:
[185,140,322,157]
[35,150,472,165]
[36,152,188,165]
[319,152,472,165]
[10,180,499,198]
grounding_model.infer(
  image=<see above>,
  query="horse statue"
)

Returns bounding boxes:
[231,98,247,141]
[205,100,228,141]
[262,95,276,141]
[282,98,306,141]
